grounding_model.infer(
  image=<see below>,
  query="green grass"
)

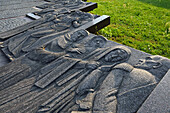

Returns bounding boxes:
[87,0,170,58]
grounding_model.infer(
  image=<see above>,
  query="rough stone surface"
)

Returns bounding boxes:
[137,69,170,113]
[0,1,170,113]
[0,0,43,6]
[0,8,40,19]
[0,0,45,32]
[0,11,109,60]
[0,17,32,32]
[0,50,9,67]
[0,1,45,11]
[0,28,169,112]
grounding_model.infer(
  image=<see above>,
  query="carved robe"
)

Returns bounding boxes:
[0,29,89,92]
[36,46,131,112]
[37,0,85,10]
[93,63,157,113]
[1,11,94,59]
[0,46,115,113]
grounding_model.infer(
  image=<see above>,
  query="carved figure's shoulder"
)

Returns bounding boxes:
[113,63,134,72]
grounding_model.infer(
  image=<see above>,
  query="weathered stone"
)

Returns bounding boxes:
[0,17,32,33]
[36,0,97,13]
[0,50,9,67]
[0,29,169,113]
[0,1,170,113]
[137,69,170,113]
[0,7,40,19]
[0,1,45,11]
[0,0,42,6]
[0,11,110,61]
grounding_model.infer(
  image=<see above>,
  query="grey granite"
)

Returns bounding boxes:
[0,17,32,32]
[0,8,41,19]
[0,1,170,113]
[0,29,169,112]
[0,0,43,6]
[0,50,9,67]
[0,11,109,60]
[137,69,170,113]
[0,1,45,11]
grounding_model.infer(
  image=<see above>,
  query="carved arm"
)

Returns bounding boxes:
[27,48,65,63]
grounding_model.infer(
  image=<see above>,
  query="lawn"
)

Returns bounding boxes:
[87,0,170,58]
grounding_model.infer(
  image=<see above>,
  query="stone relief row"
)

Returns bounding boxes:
[0,0,169,113]
[0,29,170,113]
[0,10,94,59]
[36,0,88,10]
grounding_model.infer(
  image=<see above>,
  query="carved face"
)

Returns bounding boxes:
[105,49,128,62]
[134,56,162,70]
[70,30,88,42]
[62,0,81,5]
[90,36,106,48]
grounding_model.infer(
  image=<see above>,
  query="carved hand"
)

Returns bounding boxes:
[99,65,112,72]
[68,48,82,54]
[86,61,100,69]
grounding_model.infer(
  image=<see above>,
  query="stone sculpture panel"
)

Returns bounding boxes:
[36,0,86,11]
[0,11,94,60]
[0,1,170,112]
[0,29,169,113]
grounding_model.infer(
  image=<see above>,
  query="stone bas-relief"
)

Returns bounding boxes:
[0,0,169,112]
[0,30,130,112]
[0,11,94,60]
[0,30,170,113]
[36,0,86,11]
[71,55,170,113]
[0,29,89,90]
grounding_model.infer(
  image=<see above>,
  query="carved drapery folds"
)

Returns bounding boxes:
[36,0,86,11]
[0,11,94,60]
[1,28,170,113]
[0,28,170,112]
[0,1,170,113]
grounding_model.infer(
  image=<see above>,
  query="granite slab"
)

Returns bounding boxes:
[137,69,170,113]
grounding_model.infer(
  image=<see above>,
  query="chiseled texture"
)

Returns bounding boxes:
[137,70,170,113]
[0,18,28,32]
[0,50,9,67]
[0,0,45,32]
[0,0,43,6]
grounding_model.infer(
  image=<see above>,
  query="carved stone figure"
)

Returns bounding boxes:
[36,0,86,11]
[0,44,132,113]
[0,33,108,113]
[90,55,170,113]
[1,11,94,60]
[0,30,89,91]
[37,46,131,112]
[134,55,170,81]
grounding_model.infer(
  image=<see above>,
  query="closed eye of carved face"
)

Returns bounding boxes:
[135,56,162,69]
[105,49,128,62]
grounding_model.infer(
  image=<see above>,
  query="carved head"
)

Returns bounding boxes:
[105,49,127,62]
[62,0,82,5]
[134,55,170,70]
[89,36,107,48]
[134,55,170,80]
[104,47,131,62]
[70,29,88,42]
[72,11,94,21]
